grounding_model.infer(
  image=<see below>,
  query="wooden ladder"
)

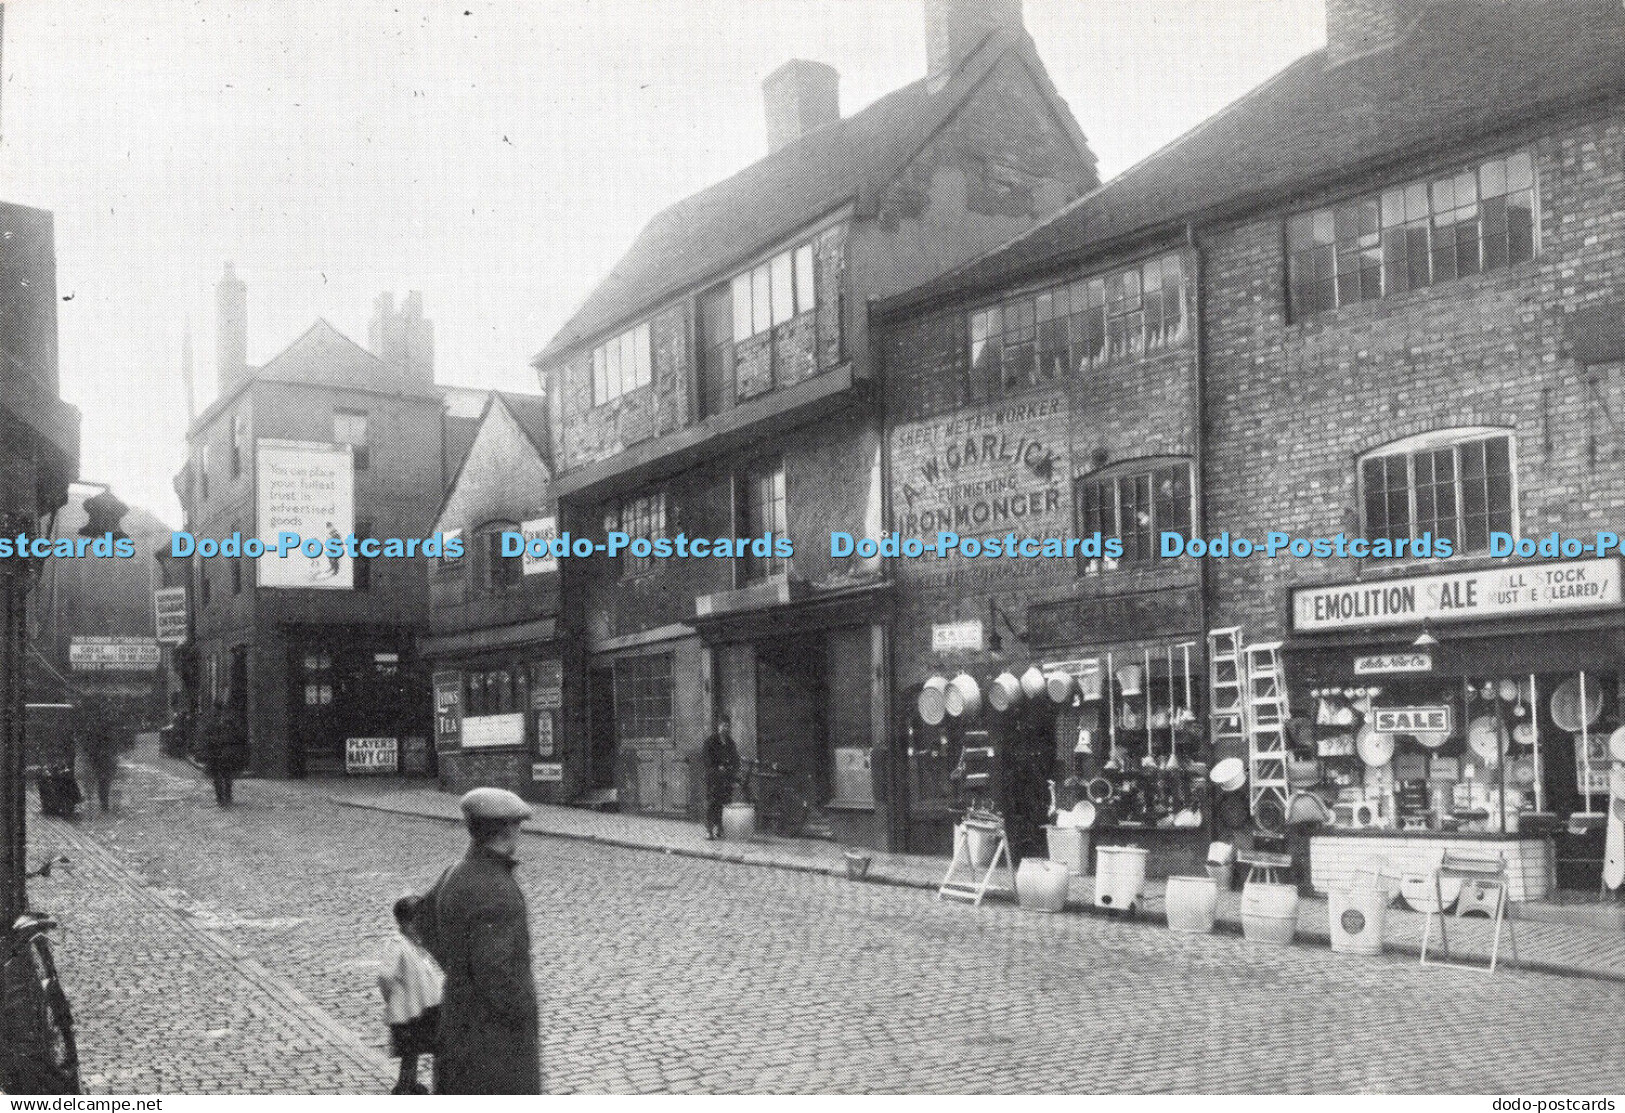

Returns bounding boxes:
[1206,627,1248,766]
[1244,641,1291,830]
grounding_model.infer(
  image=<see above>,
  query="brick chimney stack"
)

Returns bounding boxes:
[369,290,434,387]
[763,59,839,153]
[1325,0,1424,64]
[924,0,1023,94]
[215,262,247,393]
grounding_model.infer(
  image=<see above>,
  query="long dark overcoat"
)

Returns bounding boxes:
[423,844,541,1094]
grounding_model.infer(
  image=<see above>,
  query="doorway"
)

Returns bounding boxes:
[587,665,617,791]
[754,634,830,803]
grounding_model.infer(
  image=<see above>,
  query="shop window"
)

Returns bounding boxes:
[473,520,521,592]
[334,409,369,470]
[613,653,673,742]
[605,490,666,578]
[738,457,787,584]
[302,648,333,706]
[1360,430,1515,554]
[1288,151,1536,319]
[1076,460,1194,570]
[591,321,653,406]
[969,254,1185,401]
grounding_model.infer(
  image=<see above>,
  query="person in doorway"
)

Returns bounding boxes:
[415,788,540,1095]
[703,713,740,840]
[203,698,247,806]
[75,695,127,814]
[377,894,443,1095]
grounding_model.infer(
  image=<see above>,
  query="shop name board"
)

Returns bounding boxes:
[1353,653,1433,675]
[521,516,558,576]
[154,587,188,645]
[1371,707,1452,735]
[345,737,398,774]
[932,619,983,653]
[1292,558,1623,632]
[69,636,160,671]
[1028,587,1202,650]
[532,762,563,782]
[462,712,525,749]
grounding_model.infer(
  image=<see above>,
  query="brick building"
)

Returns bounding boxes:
[176,268,471,777]
[529,0,1099,844]
[876,0,1625,887]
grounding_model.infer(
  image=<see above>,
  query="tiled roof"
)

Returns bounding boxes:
[534,30,1088,366]
[880,0,1625,315]
[496,391,552,465]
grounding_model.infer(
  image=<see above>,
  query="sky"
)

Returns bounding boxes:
[1,0,1326,526]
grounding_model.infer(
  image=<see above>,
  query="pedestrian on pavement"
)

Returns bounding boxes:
[203,698,247,807]
[377,894,444,1095]
[702,713,740,840]
[75,694,128,814]
[416,787,541,1095]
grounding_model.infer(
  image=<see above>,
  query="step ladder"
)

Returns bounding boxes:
[1244,641,1291,830]
[1206,627,1248,765]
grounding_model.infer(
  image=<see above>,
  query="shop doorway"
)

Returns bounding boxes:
[587,665,617,792]
[754,634,830,802]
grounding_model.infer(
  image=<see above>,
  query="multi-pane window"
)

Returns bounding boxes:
[333,409,369,469]
[731,241,817,342]
[1077,461,1194,570]
[739,458,788,583]
[605,490,666,577]
[1361,433,1514,554]
[613,653,673,742]
[969,254,1185,399]
[1288,152,1536,318]
[474,521,521,592]
[591,321,653,406]
[466,667,527,716]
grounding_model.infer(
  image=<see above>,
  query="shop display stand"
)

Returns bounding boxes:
[939,820,1013,907]
[1419,851,1519,974]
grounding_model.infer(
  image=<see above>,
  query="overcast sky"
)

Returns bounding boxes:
[2,0,1325,525]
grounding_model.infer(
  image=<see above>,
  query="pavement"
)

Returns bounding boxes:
[326,778,1625,983]
[19,741,1625,1094]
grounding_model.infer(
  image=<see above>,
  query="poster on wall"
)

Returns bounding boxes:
[69,635,161,671]
[521,515,558,576]
[433,672,463,750]
[535,710,556,757]
[154,587,188,644]
[530,658,562,710]
[256,439,355,590]
[346,737,399,774]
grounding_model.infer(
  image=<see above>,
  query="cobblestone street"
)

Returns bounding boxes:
[23,751,1625,1094]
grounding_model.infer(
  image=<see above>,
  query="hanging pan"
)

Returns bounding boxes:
[1115,663,1144,697]
[1609,724,1625,764]
[917,676,949,725]
[1356,722,1395,767]
[1552,677,1606,733]
[988,672,1023,712]
[1467,716,1505,765]
[944,673,982,718]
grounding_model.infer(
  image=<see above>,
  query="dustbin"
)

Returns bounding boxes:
[1045,825,1089,875]
[1094,845,1148,911]
[1329,886,1388,955]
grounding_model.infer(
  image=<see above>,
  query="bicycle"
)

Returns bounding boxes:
[2,859,81,1095]
[737,758,814,838]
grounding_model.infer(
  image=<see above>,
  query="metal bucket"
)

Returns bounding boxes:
[1240,880,1299,945]
[1329,887,1388,956]
[721,802,756,842]
[944,672,982,718]
[1046,671,1076,704]
[1016,859,1070,913]
[1044,825,1089,876]
[1165,875,1219,933]
[917,676,949,725]
[1094,845,1148,911]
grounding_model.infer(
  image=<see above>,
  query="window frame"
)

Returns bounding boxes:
[472,520,522,593]
[613,652,674,742]
[730,238,819,343]
[606,489,668,579]
[590,321,654,408]
[1075,458,1196,572]
[1358,429,1518,555]
[737,457,788,585]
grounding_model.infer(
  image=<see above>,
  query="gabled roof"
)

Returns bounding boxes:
[534,29,1093,366]
[495,391,552,463]
[256,318,387,383]
[880,0,1625,316]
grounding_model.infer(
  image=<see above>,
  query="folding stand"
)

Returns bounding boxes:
[939,820,1014,906]
[1420,850,1519,973]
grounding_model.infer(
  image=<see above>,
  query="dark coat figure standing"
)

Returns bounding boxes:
[76,696,126,813]
[420,788,541,1095]
[702,715,740,840]
[203,699,247,806]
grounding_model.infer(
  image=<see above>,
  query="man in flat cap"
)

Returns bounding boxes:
[416,787,541,1094]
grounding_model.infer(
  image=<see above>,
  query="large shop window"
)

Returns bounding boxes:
[1360,431,1515,554]
[465,666,529,716]
[1287,151,1536,319]
[968,253,1185,400]
[605,490,667,578]
[1076,460,1194,570]
[591,321,653,407]
[613,653,673,742]
[738,457,788,584]
[474,520,522,592]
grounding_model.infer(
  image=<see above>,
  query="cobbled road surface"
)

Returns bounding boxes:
[21,751,1625,1094]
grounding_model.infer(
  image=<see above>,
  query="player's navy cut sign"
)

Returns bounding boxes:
[1371,706,1453,735]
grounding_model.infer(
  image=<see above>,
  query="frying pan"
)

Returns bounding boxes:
[1467,716,1505,765]
[1356,722,1395,767]
[1552,677,1606,733]
[1498,678,1521,704]
[1511,756,1539,788]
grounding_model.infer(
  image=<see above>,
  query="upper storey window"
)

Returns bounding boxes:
[731,242,816,342]
[592,321,653,407]
[1287,152,1536,319]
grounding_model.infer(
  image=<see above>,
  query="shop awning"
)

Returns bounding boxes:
[419,617,557,661]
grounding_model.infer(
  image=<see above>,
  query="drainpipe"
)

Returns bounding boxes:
[1187,220,1214,765]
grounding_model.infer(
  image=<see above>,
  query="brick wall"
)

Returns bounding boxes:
[1204,112,1625,639]
[554,302,690,474]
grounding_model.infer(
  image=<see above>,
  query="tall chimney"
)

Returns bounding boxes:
[1325,0,1423,64]
[763,59,839,153]
[370,290,434,386]
[924,0,1022,94]
[215,262,247,392]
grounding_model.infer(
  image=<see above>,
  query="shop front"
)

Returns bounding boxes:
[1283,557,1625,900]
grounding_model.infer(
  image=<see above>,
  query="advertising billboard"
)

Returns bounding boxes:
[256,439,355,590]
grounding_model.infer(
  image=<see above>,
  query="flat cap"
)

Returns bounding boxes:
[460,787,533,822]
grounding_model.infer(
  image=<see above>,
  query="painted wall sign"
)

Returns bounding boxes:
[532,762,564,782]
[345,736,398,774]
[1371,706,1453,735]
[1353,652,1433,675]
[1028,586,1202,650]
[433,672,462,750]
[256,439,355,590]
[521,515,558,576]
[69,635,160,671]
[1292,558,1623,631]
[154,587,188,644]
[461,712,526,749]
[931,619,984,653]
[535,710,556,757]
[530,658,563,710]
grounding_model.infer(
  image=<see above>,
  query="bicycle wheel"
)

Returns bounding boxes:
[30,938,80,1089]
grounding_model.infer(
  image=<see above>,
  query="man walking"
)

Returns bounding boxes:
[203,698,246,806]
[703,713,740,840]
[418,788,540,1094]
[76,695,126,814]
